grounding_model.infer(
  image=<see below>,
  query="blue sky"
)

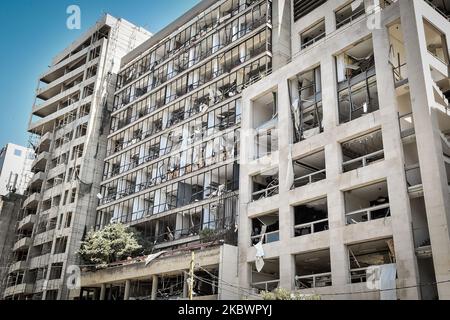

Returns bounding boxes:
[0,0,200,148]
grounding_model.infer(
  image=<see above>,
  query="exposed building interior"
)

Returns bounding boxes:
[344,181,390,225]
[295,249,331,289]
[290,66,323,143]
[294,198,328,237]
[341,129,384,173]
[337,38,379,124]
[292,150,326,189]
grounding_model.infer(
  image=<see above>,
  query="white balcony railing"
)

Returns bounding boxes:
[295,272,332,289]
[294,218,329,237]
[346,203,390,225]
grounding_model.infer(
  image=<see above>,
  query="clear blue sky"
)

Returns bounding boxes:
[0,0,200,148]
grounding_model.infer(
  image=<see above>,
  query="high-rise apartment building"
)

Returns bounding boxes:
[73,0,290,300]
[0,143,34,196]
[2,15,150,300]
[3,0,450,301]
[238,0,450,300]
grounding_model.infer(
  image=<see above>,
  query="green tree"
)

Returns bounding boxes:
[78,223,143,267]
[261,288,321,300]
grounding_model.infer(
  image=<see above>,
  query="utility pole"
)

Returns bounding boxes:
[189,251,195,300]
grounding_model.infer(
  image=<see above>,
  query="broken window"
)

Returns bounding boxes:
[342,129,384,172]
[301,19,325,50]
[293,0,327,22]
[252,169,279,201]
[388,23,409,87]
[424,19,449,64]
[49,263,63,280]
[345,180,391,225]
[290,67,323,143]
[425,0,450,20]
[292,150,326,189]
[337,38,378,123]
[295,250,332,289]
[335,0,365,29]
[348,238,396,283]
[251,212,279,245]
[294,198,328,237]
[253,91,278,159]
[53,237,68,254]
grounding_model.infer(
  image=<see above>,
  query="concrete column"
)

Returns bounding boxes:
[151,275,158,300]
[326,142,349,289]
[124,280,131,300]
[183,271,189,298]
[271,0,292,69]
[277,80,295,291]
[372,22,420,299]
[238,94,256,298]
[321,56,339,131]
[399,0,450,299]
[99,283,106,301]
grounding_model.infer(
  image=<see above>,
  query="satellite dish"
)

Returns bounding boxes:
[96,193,103,200]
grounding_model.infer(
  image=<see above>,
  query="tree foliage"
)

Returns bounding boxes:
[78,223,143,267]
[261,288,321,300]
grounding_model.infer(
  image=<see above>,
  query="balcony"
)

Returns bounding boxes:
[33,77,94,117]
[425,0,450,21]
[252,170,279,202]
[8,261,27,274]
[29,172,46,190]
[399,113,415,138]
[22,193,41,209]
[250,212,279,245]
[38,132,53,152]
[335,0,366,29]
[342,130,384,173]
[292,150,326,189]
[17,214,37,231]
[33,229,55,247]
[13,237,32,252]
[31,151,50,172]
[349,239,396,284]
[29,254,50,270]
[251,258,280,294]
[345,181,391,225]
[295,250,332,290]
[300,19,325,50]
[294,198,328,237]
[3,283,33,298]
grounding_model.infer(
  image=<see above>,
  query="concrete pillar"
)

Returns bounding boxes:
[99,283,106,301]
[151,275,158,300]
[238,93,255,298]
[124,280,131,300]
[271,0,292,69]
[183,271,189,298]
[372,23,420,299]
[277,80,295,291]
[399,0,450,299]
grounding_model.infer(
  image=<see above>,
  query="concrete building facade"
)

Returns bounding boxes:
[3,0,449,301]
[2,15,150,300]
[238,0,450,300]
[0,144,34,196]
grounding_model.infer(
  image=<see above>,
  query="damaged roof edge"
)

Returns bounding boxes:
[51,14,151,67]
[120,0,218,67]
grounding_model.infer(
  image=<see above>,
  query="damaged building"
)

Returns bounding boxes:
[3,0,450,301]
[239,0,450,300]
[1,15,151,300]
[72,0,289,300]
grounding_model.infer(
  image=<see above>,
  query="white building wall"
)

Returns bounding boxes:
[0,144,34,196]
